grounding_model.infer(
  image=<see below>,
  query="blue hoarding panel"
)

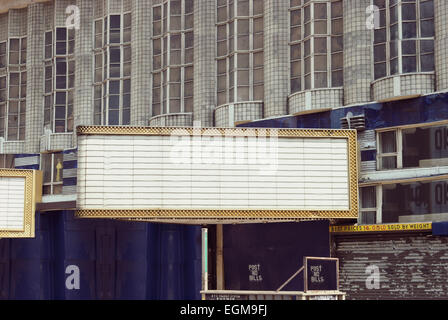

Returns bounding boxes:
[115,223,148,300]
[223,221,330,292]
[0,211,202,300]
[183,226,202,300]
[3,213,53,299]
[0,240,11,299]
[160,225,184,300]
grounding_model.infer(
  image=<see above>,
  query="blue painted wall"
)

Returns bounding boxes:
[240,92,448,130]
[0,211,202,300]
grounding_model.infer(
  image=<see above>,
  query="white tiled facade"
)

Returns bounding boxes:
[0,0,446,153]
[289,88,344,114]
[214,101,263,127]
[148,112,193,127]
[343,0,372,105]
[263,0,289,118]
[130,0,151,126]
[372,73,435,101]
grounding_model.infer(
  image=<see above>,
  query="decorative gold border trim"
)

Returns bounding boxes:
[75,209,358,220]
[77,125,356,139]
[75,126,358,222]
[0,169,42,238]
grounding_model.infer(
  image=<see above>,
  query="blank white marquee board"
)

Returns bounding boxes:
[76,126,358,222]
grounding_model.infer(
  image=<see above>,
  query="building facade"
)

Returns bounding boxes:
[0,0,446,153]
[1,0,448,299]
[1,0,446,193]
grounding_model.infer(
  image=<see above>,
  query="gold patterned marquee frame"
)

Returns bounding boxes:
[0,169,42,238]
[75,126,358,223]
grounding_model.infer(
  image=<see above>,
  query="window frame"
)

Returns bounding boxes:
[0,154,15,169]
[372,0,435,81]
[0,74,6,138]
[40,152,64,195]
[2,36,27,141]
[152,0,194,117]
[215,0,264,107]
[0,40,7,68]
[93,12,132,125]
[377,128,402,170]
[361,176,448,224]
[43,27,75,134]
[359,185,382,224]
[289,0,343,94]
[376,120,448,171]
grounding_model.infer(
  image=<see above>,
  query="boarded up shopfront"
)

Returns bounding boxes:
[331,225,448,300]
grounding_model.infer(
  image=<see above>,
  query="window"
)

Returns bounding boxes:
[44,32,53,129]
[377,123,448,170]
[378,130,399,169]
[9,39,20,65]
[360,186,378,224]
[152,0,194,117]
[41,153,64,195]
[403,125,448,167]
[373,0,434,80]
[0,37,27,141]
[94,12,132,125]
[94,18,103,125]
[362,178,448,224]
[216,0,264,106]
[0,41,6,68]
[382,178,448,223]
[289,0,343,94]
[0,76,5,138]
[0,154,14,169]
[43,28,75,133]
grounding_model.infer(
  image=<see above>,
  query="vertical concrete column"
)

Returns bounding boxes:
[130,0,152,126]
[25,4,44,153]
[74,0,94,129]
[435,0,448,91]
[263,0,289,118]
[343,0,372,105]
[193,0,216,127]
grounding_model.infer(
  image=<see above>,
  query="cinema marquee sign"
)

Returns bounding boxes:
[0,169,42,238]
[75,126,358,223]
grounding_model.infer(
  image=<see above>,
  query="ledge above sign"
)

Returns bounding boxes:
[75,126,358,224]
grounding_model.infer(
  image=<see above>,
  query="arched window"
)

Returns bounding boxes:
[289,0,343,94]
[373,0,434,80]
[0,37,27,140]
[94,11,132,125]
[43,27,75,133]
[152,0,194,117]
[216,0,264,106]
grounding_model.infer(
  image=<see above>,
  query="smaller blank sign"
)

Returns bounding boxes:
[0,169,42,238]
[0,177,25,231]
